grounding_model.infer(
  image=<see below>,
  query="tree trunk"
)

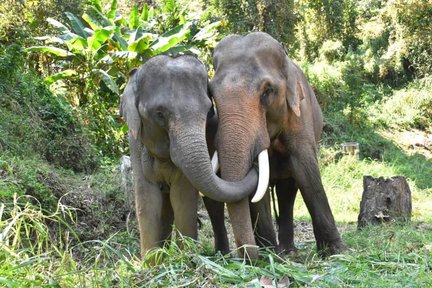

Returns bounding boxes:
[358,176,412,228]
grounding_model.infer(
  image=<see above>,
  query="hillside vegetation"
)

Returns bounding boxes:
[0,0,431,287]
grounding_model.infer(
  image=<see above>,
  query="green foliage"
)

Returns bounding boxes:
[0,44,98,173]
[370,77,432,131]
[215,0,297,53]
[26,0,221,156]
[342,0,432,83]
[1,197,431,287]
[0,0,83,45]
[295,0,360,61]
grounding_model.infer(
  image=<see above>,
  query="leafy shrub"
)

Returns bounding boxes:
[319,40,346,63]
[371,77,432,130]
[0,44,98,173]
[304,61,345,112]
[357,0,432,82]
[0,0,83,46]
[26,0,221,157]
[211,0,297,54]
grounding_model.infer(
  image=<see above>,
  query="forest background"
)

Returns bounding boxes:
[0,0,431,287]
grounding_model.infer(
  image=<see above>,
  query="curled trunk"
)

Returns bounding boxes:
[169,122,257,203]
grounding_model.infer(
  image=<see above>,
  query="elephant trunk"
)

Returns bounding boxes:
[215,108,271,202]
[169,117,257,203]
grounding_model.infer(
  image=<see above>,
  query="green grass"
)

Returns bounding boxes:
[1,138,431,287]
[1,112,431,287]
[0,197,430,287]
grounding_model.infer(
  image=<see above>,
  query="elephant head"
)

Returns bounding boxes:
[120,54,257,203]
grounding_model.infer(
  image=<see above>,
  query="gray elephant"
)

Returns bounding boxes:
[209,32,346,258]
[120,54,258,257]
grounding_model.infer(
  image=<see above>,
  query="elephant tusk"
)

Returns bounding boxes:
[211,151,220,173]
[251,149,270,203]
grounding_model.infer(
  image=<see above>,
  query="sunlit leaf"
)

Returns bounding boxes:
[128,34,152,53]
[164,44,192,55]
[82,13,103,31]
[128,5,139,30]
[150,24,190,54]
[107,0,118,22]
[192,21,221,42]
[92,69,119,94]
[24,46,74,57]
[87,28,114,50]
[141,4,149,21]
[100,54,115,64]
[88,0,102,12]
[46,18,70,34]
[111,51,138,60]
[34,36,65,45]
[65,36,87,52]
[163,0,175,13]
[44,69,77,84]
[84,28,95,35]
[148,7,155,19]
[88,6,111,27]
[65,12,88,38]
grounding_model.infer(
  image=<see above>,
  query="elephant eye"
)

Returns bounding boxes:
[156,110,165,121]
[261,85,273,105]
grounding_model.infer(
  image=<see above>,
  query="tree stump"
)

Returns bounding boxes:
[358,176,412,228]
[120,155,134,214]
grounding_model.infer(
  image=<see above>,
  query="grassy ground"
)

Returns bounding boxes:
[1,129,431,287]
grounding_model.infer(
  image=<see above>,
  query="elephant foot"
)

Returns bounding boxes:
[236,245,259,261]
[276,243,297,256]
[317,239,346,257]
[214,242,230,255]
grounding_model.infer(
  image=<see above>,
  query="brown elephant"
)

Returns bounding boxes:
[209,32,346,258]
[120,54,258,257]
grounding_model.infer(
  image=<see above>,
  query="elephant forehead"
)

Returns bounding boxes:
[213,79,254,99]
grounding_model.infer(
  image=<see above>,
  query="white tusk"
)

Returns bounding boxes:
[251,149,270,203]
[211,151,220,173]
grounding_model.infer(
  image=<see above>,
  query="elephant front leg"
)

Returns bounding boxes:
[227,198,259,259]
[250,191,277,249]
[290,151,346,256]
[170,174,198,244]
[203,197,230,254]
[276,178,298,254]
[136,179,172,258]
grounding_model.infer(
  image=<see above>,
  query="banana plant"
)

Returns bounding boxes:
[25,0,220,156]
[26,0,219,97]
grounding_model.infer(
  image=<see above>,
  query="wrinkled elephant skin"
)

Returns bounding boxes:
[209,32,346,257]
[120,55,258,258]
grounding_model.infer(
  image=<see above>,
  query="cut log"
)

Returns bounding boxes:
[358,176,412,228]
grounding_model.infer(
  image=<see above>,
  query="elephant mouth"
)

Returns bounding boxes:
[211,149,269,203]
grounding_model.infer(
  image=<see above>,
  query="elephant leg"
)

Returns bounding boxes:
[276,178,298,254]
[290,148,345,256]
[170,174,198,242]
[203,197,230,254]
[161,189,174,242]
[227,199,258,259]
[250,191,277,249]
[135,178,167,257]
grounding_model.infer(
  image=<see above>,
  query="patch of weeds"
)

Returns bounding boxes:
[0,154,63,210]
[0,44,98,173]
[370,78,432,130]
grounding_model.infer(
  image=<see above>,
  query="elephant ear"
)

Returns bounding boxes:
[283,58,305,118]
[120,69,141,140]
